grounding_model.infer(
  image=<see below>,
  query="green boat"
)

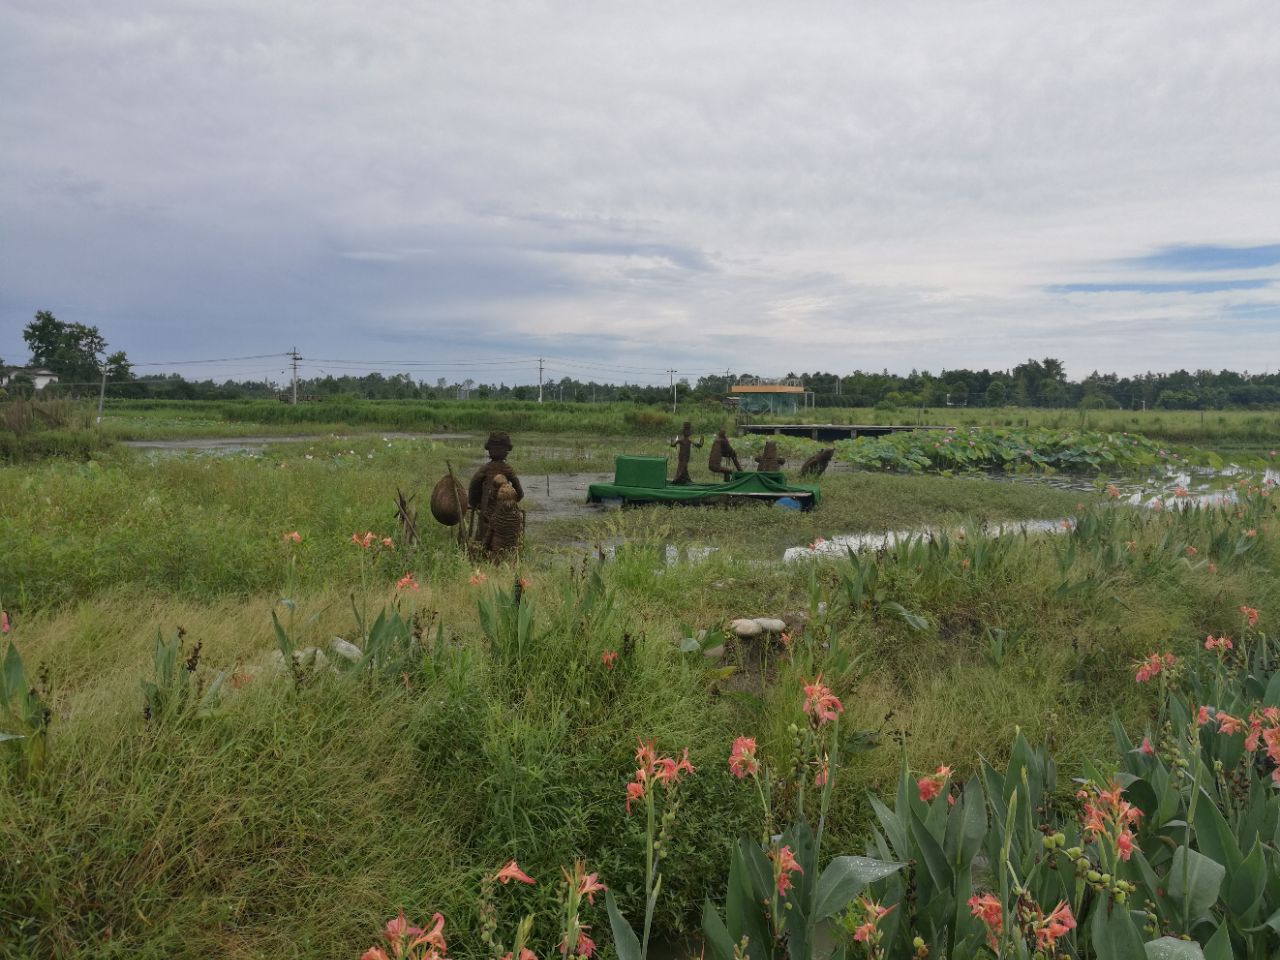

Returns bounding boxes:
[586,456,820,510]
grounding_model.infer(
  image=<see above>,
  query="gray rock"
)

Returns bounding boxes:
[329,637,364,662]
[730,618,763,639]
[753,618,787,634]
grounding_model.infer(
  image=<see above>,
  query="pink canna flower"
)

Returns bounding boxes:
[968,892,1003,949]
[600,650,618,671]
[352,531,376,549]
[396,573,419,591]
[575,930,595,958]
[469,569,487,585]
[577,871,606,905]
[494,860,536,885]
[814,759,829,788]
[1217,712,1246,736]
[382,537,394,548]
[1204,634,1233,654]
[1240,605,1260,627]
[283,530,301,543]
[1134,652,1175,683]
[1196,706,1213,726]
[1245,528,1257,538]
[918,776,941,803]
[728,736,759,779]
[625,778,646,814]
[1034,902,1076,948]
[1116,831,1135,861]
[770,844,803,895]
[1185,545,1197,556]
[802,675,843,725]
[1139,737,1156,757]
[0,609,8,634]
[362,948,391,960]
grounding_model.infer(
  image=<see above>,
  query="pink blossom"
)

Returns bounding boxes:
[396,573,419,591]
[283,530,301,543]
[728,736,759,779]
[600,650,618,671]
[494,860,536,885]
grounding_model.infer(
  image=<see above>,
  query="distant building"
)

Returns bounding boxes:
[0,367,60,391]
[728,376,807,415]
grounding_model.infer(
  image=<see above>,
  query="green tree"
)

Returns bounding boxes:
[22,310,124,385]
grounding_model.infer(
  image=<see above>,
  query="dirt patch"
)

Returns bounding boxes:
[512,472,615,524]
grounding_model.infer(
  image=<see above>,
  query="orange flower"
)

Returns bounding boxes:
[1139,736,1156,757]
[352,531,376,549]
[396,573,419,591]
[728,736,759,779]
[968,892,1003,948]
[382,537,394,548]
[469,569,487,585]
[283,530,301,543]
[362,949,390,960]
[1245,528,1257,537]
[494,859,536,885]
[575,930,595,958]
[600,650,618,670]
[1240,605,1260,627]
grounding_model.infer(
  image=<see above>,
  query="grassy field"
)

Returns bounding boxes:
[2,410,1279,957]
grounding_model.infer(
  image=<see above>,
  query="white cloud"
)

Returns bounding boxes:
[2,0,1278,381]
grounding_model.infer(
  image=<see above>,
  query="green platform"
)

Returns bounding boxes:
[587,459,819,510]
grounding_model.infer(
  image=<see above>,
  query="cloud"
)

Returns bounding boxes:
[2,0,1279,381]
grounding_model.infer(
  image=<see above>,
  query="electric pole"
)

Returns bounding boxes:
[668,369,677,412]
[96,362,107,424]
[288,347,301,404]
[538,358,544,403]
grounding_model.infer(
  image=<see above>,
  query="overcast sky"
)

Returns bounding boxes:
[2,1,1278,386]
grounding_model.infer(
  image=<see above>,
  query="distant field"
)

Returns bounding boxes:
[80,397,1280,453]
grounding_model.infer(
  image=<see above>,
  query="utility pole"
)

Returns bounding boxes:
[96,362,107,424]
[667,369,677,412]
[288,347,300,404]
[538,358,544,403]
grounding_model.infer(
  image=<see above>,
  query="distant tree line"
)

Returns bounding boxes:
[7,312,1280,410]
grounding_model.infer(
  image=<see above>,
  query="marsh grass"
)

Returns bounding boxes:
[2,421,1277,957]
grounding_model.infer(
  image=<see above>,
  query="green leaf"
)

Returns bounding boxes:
[812,856,906,921]
[1264,672,1280,709]
[701,899,735,960]
[869,795,908,861]
[605,891,642,960]
[1225,841,1265,916]
[726,843,771,960]
[909,808,954,894]
[1203,922,1234,960]
[881,601,929,631]
[1144,936,1206,959]
[1193,789,1242,872]
[1169,847,1226,919]
[1090,901,1146,960]
[0,731,25,743]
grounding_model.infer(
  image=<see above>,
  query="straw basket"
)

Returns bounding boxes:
[429,474,468,526]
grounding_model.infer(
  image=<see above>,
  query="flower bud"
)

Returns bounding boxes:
[1087,870,1102,883]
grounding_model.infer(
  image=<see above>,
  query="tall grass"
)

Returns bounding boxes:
[3,484,1276,957]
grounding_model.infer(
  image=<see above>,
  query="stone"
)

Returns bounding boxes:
[329,637,363,662]
[730,618,763,639]
[752,618,787,634]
